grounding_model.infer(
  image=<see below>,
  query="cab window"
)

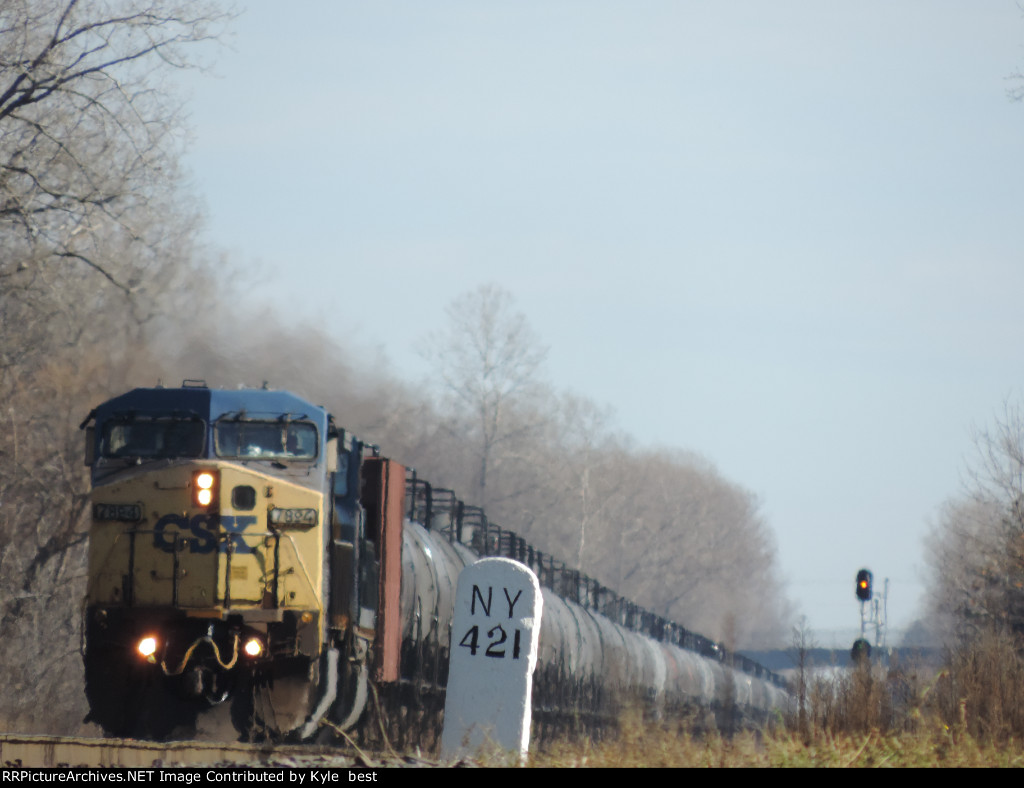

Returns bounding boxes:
[102,418,206,459]
[214,421,318,460]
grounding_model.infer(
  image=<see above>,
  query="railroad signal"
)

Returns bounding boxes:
[851,638,871,664]
[856,569,872,602]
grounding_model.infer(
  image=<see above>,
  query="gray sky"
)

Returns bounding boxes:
[178,1,1024,642]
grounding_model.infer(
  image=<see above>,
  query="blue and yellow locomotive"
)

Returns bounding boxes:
[82,381,406,739]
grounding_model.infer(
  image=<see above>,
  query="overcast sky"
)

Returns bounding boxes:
[178,1,1024,644]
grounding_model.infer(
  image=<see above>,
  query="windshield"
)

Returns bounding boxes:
[102,417,206,459]
[214,421,318,460]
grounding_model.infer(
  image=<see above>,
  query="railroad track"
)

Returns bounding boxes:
[0,734,441,769]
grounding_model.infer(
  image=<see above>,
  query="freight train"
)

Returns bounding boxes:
[80,382,789,745]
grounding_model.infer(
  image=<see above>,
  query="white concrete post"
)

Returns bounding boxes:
[440,557,543,763]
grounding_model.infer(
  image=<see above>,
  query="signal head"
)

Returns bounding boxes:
[856,568,873,602]
[851,638,871,664]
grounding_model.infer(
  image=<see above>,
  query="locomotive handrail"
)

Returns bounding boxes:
[265,530,317,607]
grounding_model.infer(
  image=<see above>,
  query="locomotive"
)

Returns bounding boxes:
[80,382,788,745]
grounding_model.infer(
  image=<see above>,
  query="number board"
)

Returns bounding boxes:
[268,507,317,527]
[93,503,143,522]
[441,557,543,762]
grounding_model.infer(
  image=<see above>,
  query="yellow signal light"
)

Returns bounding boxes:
[856,569,873,602]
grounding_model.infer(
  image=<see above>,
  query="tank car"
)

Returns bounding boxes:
[80,382,788,744]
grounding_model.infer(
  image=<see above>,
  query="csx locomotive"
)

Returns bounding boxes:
[81,382,788,744]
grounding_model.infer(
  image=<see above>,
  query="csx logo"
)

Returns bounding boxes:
[153,514,257,554]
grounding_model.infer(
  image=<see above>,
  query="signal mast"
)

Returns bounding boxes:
[851,568,888,663]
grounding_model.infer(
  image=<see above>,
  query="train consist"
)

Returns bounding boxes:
[80,382,789,745]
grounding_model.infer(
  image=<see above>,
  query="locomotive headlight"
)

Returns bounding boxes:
[137,636,158,659]
[193,471,218,508]
[243,637,263,658]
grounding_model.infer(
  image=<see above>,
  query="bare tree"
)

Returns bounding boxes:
[927,399,1024,640]
[789,615,816,738]
[557,393,618,570]
[420,284,548,510]
[577,448,789,645]
[413,287,790,645]
[0,0,229,384]
[0,0,230,733]
[0,0,228,276]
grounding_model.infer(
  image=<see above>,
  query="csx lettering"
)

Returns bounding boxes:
[221,515,257,554]
[153,514,255,554]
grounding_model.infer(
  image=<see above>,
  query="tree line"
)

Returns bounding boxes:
[925,401,1024,643]
[0,1,792,735]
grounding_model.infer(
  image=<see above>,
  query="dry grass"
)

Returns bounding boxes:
[519,631,1024,767]
[525,714,1024,768]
